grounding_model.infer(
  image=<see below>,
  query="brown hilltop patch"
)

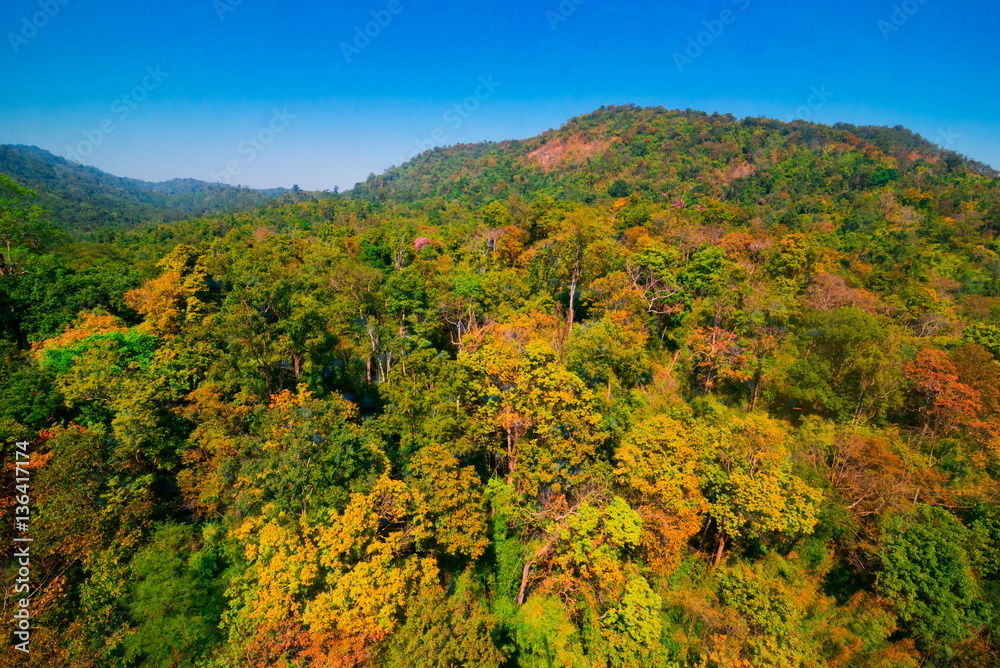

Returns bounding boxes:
[907,150,940,164]
[709,161,755,186]
[527,133,611,172]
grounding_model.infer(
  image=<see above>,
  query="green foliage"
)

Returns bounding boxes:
[0,144,279,234]
[783,307,903,423]
[40,328,157,374]
[963,322,1000,359]
[872,167,901,187]
[600,574,666,668]
[124,523,227,667]
[717,566,819,667]
[608,180,631,198]
[482,200,514,228]
[877,505,989,655]
[8,105,1000,667]
[378,575,506,668]
[0,339,61,427]
[0,171,57,257]
[513,596,589,668]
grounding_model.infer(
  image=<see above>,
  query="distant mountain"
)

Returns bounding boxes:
[0,145,283,233]
[351,105,998,206]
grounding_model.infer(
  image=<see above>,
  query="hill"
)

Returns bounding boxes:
[0,144,283,233]
[353,105,997,206]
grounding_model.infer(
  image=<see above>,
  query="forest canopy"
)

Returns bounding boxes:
[2,106,1000,667]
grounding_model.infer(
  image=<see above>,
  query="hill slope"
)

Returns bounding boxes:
[0,144,282,233]
[352,105,997,206]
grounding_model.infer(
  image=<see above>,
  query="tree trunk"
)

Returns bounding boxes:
[516,560,535,605]
[566,253,581,341]
[567,273,578,341]
[505,428,516,485]
[713,534,726,567]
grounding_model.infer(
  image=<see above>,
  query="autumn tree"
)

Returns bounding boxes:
[462,325,604,497]
[614,415,708,575]
[125,244,209,337]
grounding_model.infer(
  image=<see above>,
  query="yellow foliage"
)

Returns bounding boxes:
[125,244,208,336]
[615,416,709,575]
[307,478,440,641]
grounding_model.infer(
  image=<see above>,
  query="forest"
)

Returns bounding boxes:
[2,105,1000,667]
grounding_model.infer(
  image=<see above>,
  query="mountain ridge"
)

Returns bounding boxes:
[4,106,997,234]
[352,105,997,206]
[0,144,284,234]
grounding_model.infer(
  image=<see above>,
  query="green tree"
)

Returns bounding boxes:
[124,523,227,668]
[877,505,989,657]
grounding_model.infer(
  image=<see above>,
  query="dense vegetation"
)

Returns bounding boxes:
[3,105,1000,667]
[0,145,283,235]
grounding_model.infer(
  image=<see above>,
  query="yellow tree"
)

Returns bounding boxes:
[699,412,823,565]
[303,478,440,665]
[462,324,603,497]
[125,245,208,337]
[615,415,709,575]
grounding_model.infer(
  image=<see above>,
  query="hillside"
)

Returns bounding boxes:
[0,145,282,233]
[3,106,1000,668]
[353,105,997,207]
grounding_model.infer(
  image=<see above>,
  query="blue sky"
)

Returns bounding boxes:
[1,0,998,190]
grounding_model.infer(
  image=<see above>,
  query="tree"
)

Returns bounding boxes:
[528,208,614,340]
[179,385,384,520]
[904,349,982,437]
[700,413,822,564]
[877,505,989,656]
[614,415,708,575]
[124,523,226,668]
[463,329,603,497]
[607,180,630,198]
[784,307,903,423]
[0,174,56,275]
[125,245,209,337]
[481,200,514,228]
[376,574,506,668]
[406,443,489,560]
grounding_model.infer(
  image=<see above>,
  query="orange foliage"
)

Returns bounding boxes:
[805,272,884,313]
[124,245,207,336]
[905,349,982,437]
[494,225,528,267]
[687,326,750,391]
[824,431,949,523]
[30,312,127,362]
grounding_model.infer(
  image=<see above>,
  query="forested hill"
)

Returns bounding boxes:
[4,107,1000,668]
[353,105,997,206]
[0,144,282,234]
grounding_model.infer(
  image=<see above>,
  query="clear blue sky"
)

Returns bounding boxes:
[1,0,998,190]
